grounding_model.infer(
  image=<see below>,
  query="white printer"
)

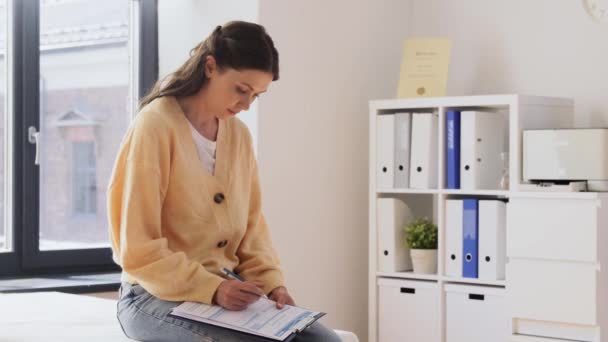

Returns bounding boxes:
[523,128,608,191]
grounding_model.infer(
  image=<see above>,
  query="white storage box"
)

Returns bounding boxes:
[377,278,439,342]
[445,284,509,342]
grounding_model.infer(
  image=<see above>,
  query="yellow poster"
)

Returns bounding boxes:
[397,38,452,98]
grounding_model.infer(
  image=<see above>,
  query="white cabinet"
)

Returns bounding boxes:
[445,284,509,342]
[378,278,440,342]
[507,194,608,341]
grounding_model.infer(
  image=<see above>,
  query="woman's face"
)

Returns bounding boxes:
[202,56,273,120]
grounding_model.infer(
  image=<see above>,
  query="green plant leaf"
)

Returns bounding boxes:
[404,217,438,249]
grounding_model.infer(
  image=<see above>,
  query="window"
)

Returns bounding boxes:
[0,0,158,276]
[71,142,97,217]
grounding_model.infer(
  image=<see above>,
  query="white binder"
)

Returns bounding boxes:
[377,115,395,189]
[460,111,506,190]
[377,198,413,272]
[409,113,438,189]
[479,200,506,280]
[445,199,463,278]
[394,113,411,188]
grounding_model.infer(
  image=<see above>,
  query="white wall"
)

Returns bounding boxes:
[408,0,608,127]
[158,0,259,148]
[257,1,411,339]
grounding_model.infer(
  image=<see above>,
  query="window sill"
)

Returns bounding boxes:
[0,272,121,294]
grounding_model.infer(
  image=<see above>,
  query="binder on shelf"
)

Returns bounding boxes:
[445,110,461,189]
[394,113,411,188]
[377,198,414,272]
[478,200,506,281]
[376,114,396,189]
[445,199,463,278]
[409,113,438,189]
[462,199,479,278]
[460,111,506,190]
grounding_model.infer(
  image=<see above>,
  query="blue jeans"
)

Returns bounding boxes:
[117,282,341,342]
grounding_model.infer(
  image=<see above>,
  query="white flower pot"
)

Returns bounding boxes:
[410,249,437,274]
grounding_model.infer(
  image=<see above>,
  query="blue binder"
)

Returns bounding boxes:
[462,199,479,278]
[446,110,461,189]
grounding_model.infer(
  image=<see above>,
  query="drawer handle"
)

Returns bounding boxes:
[468,293,484,301]
[400,287,415,294]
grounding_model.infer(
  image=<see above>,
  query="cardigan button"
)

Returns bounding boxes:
[217,240,228,248]
[214,193,225,204]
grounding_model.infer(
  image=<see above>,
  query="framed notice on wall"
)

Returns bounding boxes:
[397,38,452,98]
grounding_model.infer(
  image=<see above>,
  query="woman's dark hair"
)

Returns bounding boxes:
[139,21,279,109]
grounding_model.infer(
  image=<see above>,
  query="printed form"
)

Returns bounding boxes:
[171,297,321,340]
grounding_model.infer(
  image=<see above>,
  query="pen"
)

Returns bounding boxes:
[221,268,268,299]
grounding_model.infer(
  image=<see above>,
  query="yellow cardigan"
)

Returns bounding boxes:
[107,96,285,304]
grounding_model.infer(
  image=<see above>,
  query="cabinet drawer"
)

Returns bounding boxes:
[510,335,574,342]
[377,278,439,342]
[507,198,598,262]
[513,318,599,341]
[507,259,598,325]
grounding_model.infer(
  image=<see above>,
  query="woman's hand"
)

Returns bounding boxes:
[268,286,295,309]
[213,280,265,311]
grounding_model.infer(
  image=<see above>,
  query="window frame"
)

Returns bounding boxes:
[0,0,158,277]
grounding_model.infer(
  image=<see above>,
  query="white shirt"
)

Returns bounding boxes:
[187,120,217,175]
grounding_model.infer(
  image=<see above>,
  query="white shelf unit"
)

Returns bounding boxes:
[368,94,574,342]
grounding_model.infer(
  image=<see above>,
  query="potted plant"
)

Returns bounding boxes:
[404,218,438,274]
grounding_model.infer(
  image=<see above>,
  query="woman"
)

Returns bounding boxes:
[108,21,340,342]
